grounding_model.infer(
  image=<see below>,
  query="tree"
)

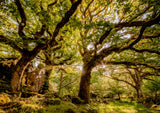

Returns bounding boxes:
[77,0,160,103]
[102,45,160,99]
[0,0,82,94]
[107,80,124,100]
[106,65,152,99]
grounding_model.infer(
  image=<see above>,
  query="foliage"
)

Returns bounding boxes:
[0,44,20,59]
[143,77,160,94]
[107,80,125,98]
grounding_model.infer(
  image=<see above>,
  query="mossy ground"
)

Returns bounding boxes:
[94,101,160,113]
[0,96,159,113]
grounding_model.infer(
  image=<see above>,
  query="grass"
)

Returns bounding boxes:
[94,101,160,113]
[45,101,160,113]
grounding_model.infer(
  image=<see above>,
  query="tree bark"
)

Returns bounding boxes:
[118,93,121,100]
[11,56,29,94]
[41,69,52,94]
[78,64,92,103]
[11,50,41,94]
[135,87,143,99]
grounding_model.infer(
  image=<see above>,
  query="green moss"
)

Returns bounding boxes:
[46,104,77,113]
[2,96,159,113]
[94,101,160,113]
[45,98,61,105]
[12,103,46,113]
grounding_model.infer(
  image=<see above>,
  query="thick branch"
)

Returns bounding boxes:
[130,47,160,55]
[96,25,155,63]
[118,26,146,52]
[108,76,136,88]
[115,21,146,27]
[49,0,82,47]
[120,18,160,51]
[105,61,158,70]
[127,26,146,48]
[96,11,160,51]
[98,28,112,44]
[15,0,27,37]
[115,13,160,28]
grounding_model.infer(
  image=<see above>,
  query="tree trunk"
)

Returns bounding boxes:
[136,87,143,99]
[59,72,63,95]
[41,69,52,94]
[118,93,121,100]
[11,56,30,94]
[11,50,41,94]
[78,64,92,103]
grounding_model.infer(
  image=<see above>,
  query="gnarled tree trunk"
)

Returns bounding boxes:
[11,50,41,94]
[11,57,29,93]
[78,64,92,103]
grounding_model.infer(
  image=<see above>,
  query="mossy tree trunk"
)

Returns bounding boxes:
[41,69,52,94]
[59,72,63,95]
[11,50,41,94]
[78,64,92,103]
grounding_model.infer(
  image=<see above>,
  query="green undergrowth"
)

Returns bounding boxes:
[94,101,160,113]
[18,101,160,113]
[1,96,160,113]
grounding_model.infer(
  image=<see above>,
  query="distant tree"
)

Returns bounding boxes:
[107,80,124,100]
[101,61,159,98]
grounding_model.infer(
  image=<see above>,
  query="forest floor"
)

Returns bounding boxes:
[0,94,160,113]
